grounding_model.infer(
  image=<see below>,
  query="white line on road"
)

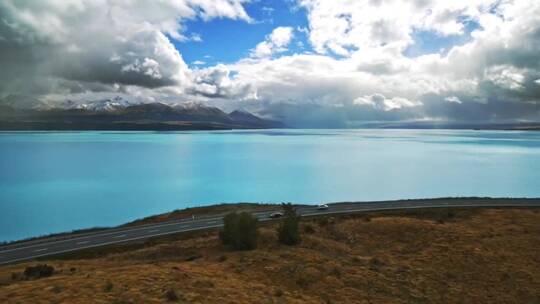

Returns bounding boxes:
[34,248,47,252]
[112,234,127,239]
[77,241,90,245]
[0,218,212,254]
[148,230,160,233]
[0,224,224,265]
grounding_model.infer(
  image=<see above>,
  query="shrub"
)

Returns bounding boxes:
[24,264,54,278]
[303,223,315,234]
[185,253,202,261]
[219,212,259,250]
[51,285,63,293]
[103,281,114,292]
[296,277,310,288]
[331,266,342,278]
[277,203,301,245]
[165,289,178,301]
[317,217,328,226]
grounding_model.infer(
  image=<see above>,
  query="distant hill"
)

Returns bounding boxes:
[0,97,284,131]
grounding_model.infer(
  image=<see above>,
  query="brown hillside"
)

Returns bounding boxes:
[0,208,539,303]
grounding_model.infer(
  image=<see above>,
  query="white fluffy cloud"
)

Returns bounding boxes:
[251,26,294,58]
[298,0,499,56]
[354,94,420,111]
[190,64,256,99]
[445,96,462,104]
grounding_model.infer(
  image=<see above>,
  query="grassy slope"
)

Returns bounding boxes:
[0,207,539,303]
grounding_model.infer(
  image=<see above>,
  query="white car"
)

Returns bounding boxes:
[269,212,284,218]
[316,204,329,210]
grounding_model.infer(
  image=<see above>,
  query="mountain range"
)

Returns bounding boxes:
[0,95,283,131]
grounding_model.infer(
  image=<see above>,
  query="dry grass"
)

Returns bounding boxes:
[1,207,539,303]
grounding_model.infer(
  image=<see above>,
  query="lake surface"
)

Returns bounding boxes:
[1,129,539,242]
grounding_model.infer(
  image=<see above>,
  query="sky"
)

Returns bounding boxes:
[0,0,539,127]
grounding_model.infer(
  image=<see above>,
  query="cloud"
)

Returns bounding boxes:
[189,33,203,42]
[190,64,256,99]
[445,96,462,104]
[192,60,206,65]
[250,26,294,58]
[354,94,420,111]
[219,0,540,124]
[0,0,539,126]
[298,0,500,56]
[484,65,526,91]
[0,0,251,96]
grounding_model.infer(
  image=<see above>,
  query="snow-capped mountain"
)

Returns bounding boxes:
[0,96,284,130]
[61,96,137,111]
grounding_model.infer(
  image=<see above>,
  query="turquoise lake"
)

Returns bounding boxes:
[1,129,539,242]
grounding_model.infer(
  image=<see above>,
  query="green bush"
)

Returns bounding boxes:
[277,203,301,245]
[219,212,259,250]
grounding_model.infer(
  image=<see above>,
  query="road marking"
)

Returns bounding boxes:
[112,234,127,239]
[148,229,160,233]
[0,218,211,253]
[34,248,47,252]
[0,224,225,265]
[77,241,90,245]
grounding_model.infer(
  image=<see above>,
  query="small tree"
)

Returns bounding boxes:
[219,212,258,250]
[277,203,301,245]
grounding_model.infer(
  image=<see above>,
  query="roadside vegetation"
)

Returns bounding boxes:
[220,203,303,250]
[277,203,302,245]
[1,207,539,303]
[219,212,259,250]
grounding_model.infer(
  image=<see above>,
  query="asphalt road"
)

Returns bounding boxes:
[1,198,539,265]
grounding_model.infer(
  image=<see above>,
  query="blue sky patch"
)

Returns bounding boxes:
[174,0,310,67]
